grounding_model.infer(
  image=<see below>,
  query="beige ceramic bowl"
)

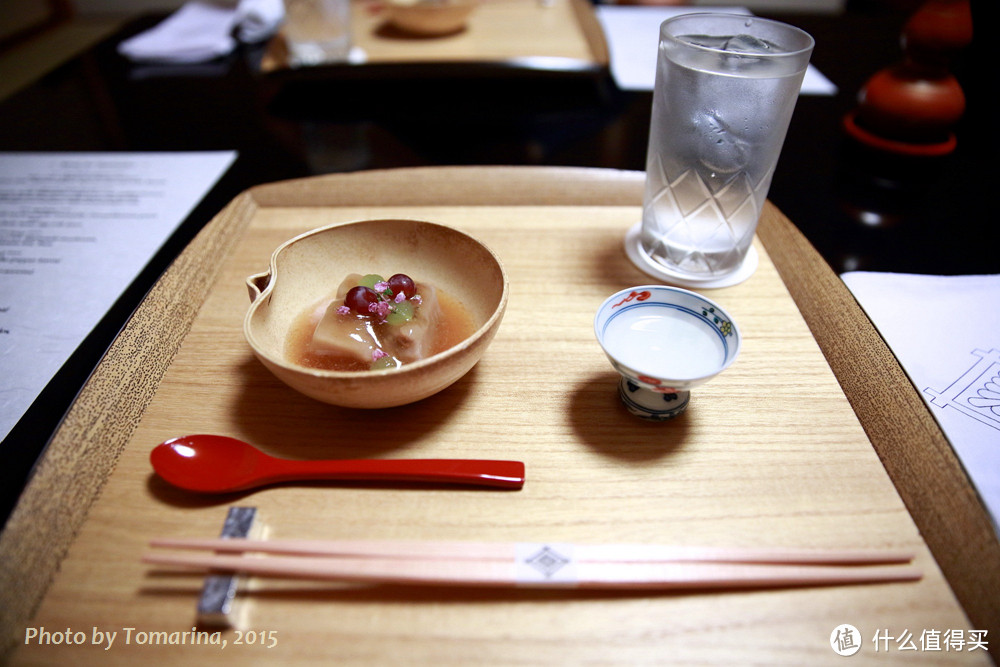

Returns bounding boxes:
[386,0,477,36]
[244,218,508,409]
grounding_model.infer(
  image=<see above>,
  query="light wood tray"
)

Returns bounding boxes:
[2,167,996,664]
[261,0,608,73]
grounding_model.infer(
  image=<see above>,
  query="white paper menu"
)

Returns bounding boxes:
[841,271,1000,532]
[0,151,237,444]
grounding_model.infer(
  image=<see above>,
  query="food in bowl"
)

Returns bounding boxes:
[287,272,475,371]
[243,218,508,409]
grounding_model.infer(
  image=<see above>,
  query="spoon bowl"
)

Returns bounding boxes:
[150,434,525,493]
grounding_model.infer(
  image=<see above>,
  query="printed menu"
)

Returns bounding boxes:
[842,271,1000,533]
[0,151,236,444]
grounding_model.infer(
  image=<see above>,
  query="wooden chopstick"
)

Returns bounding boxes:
[148,538,917,565]
[141,551,922,590]
[143,539,921,590]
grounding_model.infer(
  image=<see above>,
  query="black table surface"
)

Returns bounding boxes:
[1,1,994,526]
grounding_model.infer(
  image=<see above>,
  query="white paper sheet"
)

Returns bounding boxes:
[0,151,237,443]
[595,6,838,94]
[841,271,1000,531]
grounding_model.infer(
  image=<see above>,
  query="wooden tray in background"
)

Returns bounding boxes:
[3,167,996,664]
[261,0,608,73]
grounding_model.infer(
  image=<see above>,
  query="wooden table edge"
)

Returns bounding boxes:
[1,166,996,661]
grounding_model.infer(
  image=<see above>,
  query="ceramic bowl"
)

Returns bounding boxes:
[244,218,508,409]
[385,0,477,36]
[594,286,740,420]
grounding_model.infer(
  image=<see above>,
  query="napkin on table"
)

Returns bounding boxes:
[117,0,284,64]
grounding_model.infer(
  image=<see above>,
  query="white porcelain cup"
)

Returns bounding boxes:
[594,285,741,420]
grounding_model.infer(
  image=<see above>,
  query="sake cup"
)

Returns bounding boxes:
[594,285,741,420]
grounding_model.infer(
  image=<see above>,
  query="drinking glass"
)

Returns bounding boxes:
[284,0,352,65]
[633,13,814,287]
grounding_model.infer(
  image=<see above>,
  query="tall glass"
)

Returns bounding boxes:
[284,0,352,66]
[638,14,813,284]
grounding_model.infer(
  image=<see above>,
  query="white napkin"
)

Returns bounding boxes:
[117,0,284,64]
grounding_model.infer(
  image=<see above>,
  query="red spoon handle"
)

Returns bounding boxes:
[268,459,525,489]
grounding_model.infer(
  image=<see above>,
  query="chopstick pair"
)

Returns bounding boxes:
[144,539,922,590]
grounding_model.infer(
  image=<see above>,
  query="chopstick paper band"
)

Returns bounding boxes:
[514,543,578,585]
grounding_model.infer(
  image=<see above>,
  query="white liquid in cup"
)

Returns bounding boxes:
[603,307,726,380]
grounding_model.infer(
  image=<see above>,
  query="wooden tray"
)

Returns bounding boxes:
[3,167,995,664]
[261,0,608,73]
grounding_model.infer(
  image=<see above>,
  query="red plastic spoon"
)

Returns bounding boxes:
[151,435,525,493]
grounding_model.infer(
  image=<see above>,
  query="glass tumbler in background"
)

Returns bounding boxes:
[283,0,352,65]
[635,14,814,286]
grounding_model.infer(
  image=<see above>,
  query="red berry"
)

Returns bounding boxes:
[344,286,379,314]
[387,273,416,299]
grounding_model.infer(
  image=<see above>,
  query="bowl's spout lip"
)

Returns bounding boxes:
[246,271,272,303]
